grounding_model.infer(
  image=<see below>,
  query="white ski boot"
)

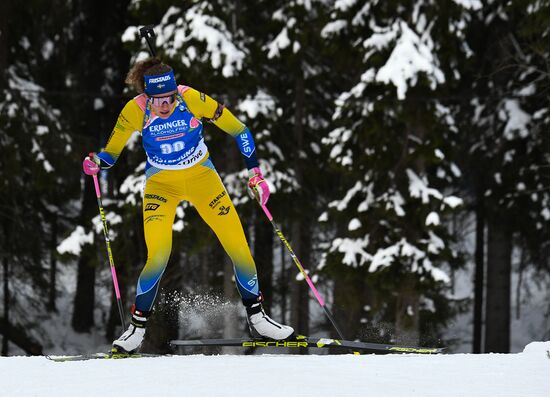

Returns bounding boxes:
[246,303,294,340]
[112,309,148,353]
[112,324,145,353]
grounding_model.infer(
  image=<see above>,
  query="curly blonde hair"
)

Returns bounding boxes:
[125,57,173,93]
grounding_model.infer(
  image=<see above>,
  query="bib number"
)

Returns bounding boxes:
[160,141,185,154]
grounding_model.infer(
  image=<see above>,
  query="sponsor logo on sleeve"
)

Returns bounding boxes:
[239,132,254,157]
[145,203,160,211]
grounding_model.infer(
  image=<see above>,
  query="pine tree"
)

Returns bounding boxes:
[0,0,77,354]
[319,0,478,345]
[456,0,550,352]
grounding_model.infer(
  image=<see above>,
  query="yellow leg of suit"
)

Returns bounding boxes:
[135,157,260,312]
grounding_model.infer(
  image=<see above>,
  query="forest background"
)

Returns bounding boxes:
[1,0,549,356]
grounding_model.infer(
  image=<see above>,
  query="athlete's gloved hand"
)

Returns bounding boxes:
[82,152,100,175]
[248,167,270,206]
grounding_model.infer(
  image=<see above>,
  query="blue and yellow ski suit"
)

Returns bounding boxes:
[97,85,261,313]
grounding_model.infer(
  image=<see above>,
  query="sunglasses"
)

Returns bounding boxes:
[150,94,176,106]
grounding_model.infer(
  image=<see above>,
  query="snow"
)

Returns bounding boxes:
[426,212,440,226]
[501,99,531,139]
[443,195,463,208]
[386,190,406,216]
[179,5,246,77]
[321,20,347,38]
[329,181,363,211]
[93,98,105,110]
[36,125,49,136]
[331,237,370,267]
[348,218,362,231]
[407,169,443,203]
[41,40,54,60]
[8,69,44,93]
[237,90,276,119]
[357,183,374,212]
[330,143,343,158]
[452,0,483,10]
[124,5,247,77]
[2,342,549,396]
[119,172,145,205]
[364,21,445,100]
[335,0,358,12]
[367,238,451,283]
[450,163,462,177]
[57,226,94,256]
[427,231,445,254]
[266,27,291,59]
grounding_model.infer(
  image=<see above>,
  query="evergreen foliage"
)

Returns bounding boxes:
[0,0,549,354]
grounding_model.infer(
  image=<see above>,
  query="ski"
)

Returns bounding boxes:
[46,351,162,362]
[170,335,445,354]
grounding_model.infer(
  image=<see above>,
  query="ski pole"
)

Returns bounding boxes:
[139,25,157,57]
[257,202,346,341]
[91,173,126,331]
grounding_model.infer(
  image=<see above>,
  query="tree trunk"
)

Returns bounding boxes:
[392,104,426,346]
[48,215,58,312]
[2,256,9,356]
[289,66,309,348]
[484,214,512,353]
[290,220,310,339]
[280,241,288,325]
[473,197,485,353]
[0,318,43,356]
[0,0,8,85]
[395,274,419,345]
[72,177,96,332]
[255,216,273,314]
[333,267,367,339]
[68,0,130,335]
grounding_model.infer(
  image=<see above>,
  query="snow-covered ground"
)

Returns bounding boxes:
[2,341,549,397]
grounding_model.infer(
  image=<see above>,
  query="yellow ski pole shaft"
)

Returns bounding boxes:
[91,173,126,331]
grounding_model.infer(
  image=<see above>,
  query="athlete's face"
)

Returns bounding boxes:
[150,93,176,119]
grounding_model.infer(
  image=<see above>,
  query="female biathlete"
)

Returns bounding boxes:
[82,57,293,353]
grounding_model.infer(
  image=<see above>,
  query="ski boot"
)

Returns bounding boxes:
[246,303,294,340]
[112,307,149,353]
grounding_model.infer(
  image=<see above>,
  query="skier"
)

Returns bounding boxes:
[82,57,294,353]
